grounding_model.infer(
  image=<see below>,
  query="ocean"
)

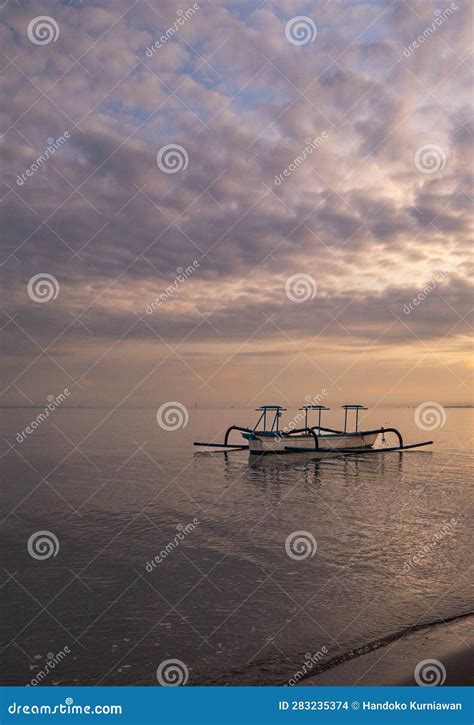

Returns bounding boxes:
[1,406,472,686]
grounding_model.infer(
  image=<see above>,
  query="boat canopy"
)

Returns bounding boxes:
[298,405,330,430]
[254,406,286,433]
[342,404,367,432]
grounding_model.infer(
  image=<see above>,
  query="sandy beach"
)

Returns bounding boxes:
[297,613,473,686]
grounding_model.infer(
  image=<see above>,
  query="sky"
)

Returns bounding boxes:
[0,0,472,409]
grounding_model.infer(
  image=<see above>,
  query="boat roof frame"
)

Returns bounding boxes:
[253,405,285,433]
[298,405,330,411]
[342,404,367,432]
[255,405,287,411]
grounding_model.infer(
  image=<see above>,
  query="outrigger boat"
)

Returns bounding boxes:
[194,404,433,457]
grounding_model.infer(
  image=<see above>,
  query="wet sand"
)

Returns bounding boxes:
[297,614,473,686]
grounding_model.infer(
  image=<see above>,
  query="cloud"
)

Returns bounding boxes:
[1,0,472,404]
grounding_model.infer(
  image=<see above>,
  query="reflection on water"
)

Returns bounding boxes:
[242,451,405,505]
[0,407,472,685]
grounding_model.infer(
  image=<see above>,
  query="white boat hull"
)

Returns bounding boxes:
[246,431,379,455]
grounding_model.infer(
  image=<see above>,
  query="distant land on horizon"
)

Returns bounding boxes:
[1,404,473,410]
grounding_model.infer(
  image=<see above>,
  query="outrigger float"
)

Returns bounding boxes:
[194,404,433,457]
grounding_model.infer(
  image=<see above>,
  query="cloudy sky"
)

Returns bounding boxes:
[1,0,472,408]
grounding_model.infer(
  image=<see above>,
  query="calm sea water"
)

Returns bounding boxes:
[1,406,472,685]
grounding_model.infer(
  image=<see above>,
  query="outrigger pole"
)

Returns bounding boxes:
[193,424,251,450]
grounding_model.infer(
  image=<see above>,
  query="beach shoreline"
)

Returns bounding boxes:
[296,613,473,687]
